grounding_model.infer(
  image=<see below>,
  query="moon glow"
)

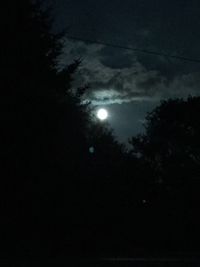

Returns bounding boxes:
[97,108,108,121]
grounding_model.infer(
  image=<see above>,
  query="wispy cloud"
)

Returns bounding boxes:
[60,38,200,105]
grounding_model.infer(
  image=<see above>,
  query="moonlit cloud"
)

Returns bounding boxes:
[60,39,200,106]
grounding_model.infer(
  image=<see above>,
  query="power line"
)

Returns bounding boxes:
[66,35,200,64]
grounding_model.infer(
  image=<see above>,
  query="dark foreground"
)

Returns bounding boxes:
[1,257,200,266]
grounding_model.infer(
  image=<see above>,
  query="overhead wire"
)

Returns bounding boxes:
[66,35,200,64]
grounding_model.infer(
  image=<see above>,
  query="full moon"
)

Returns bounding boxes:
[97,108,108,121]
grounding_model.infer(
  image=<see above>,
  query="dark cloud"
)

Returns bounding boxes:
[98,47,134,69]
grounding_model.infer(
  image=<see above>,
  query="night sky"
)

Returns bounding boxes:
[51,0,200,143]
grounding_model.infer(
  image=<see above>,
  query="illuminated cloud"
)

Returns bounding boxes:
[60,39,200,106]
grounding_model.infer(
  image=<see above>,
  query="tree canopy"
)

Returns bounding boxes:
[1,0,130,260]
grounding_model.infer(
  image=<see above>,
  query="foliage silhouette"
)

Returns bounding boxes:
[130,97,200,250]
[1,0,132,260]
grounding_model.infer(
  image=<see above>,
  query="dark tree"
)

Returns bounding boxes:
[129,97,200,250]
[1,0,134,260]
[130,97,200,185]
[1,0,93,259]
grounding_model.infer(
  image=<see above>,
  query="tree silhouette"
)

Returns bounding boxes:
[129,97,200,250]
[130,97,200,185]
[1,0,134,260]
[1,0,92,258]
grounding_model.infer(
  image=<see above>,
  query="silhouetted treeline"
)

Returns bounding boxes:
[129,97,200,254]
[1,1,200,263]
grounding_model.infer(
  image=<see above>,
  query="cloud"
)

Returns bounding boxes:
[59,38,200,106]
[163,72,200,99]
[98,46,135,69]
